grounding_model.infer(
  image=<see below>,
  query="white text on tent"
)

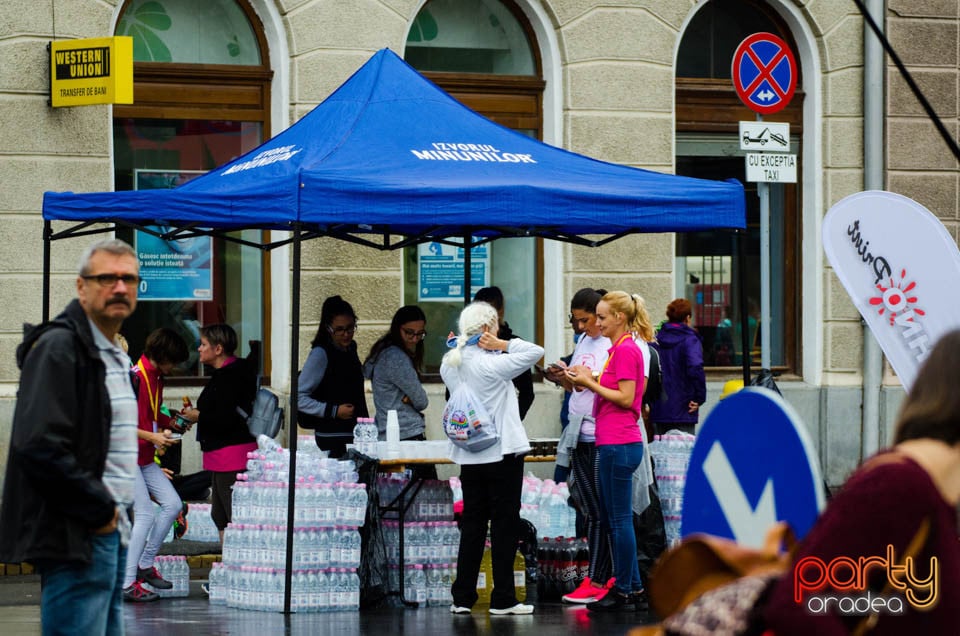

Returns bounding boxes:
[411,149,536,163]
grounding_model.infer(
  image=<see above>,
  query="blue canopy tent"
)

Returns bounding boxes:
[44,48,744,244]
[41,48,748,611]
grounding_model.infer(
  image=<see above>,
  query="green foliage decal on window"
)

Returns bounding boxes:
[407,9,439,42]
[116,1,173,62]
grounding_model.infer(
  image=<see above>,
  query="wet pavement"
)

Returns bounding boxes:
[0,576,657,636]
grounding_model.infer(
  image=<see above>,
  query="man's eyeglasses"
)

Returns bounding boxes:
[328,324,357,335]
[82,274,141,287]
[402,328,427,339]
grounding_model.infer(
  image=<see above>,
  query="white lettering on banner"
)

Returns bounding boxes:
[411,142,537,164]
[222,145,302,175]
[848,219,932,364]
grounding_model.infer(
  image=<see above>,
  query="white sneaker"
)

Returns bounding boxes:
[450,605,471,614]
[489,603,534,615]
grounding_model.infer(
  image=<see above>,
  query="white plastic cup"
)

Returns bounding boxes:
[386,409,400,457]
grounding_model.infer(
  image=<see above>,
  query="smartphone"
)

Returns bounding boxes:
[534,363,547,374]
[167,433,183,441]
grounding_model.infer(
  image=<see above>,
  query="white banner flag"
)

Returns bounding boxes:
[823,191,960,390]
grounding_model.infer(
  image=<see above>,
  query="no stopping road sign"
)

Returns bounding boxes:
[732,32,797,115]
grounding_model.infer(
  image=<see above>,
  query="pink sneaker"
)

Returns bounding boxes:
[562,577,606,604]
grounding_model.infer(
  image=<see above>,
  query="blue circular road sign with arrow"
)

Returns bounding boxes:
[732,32,798,115]
[682,388,825,547]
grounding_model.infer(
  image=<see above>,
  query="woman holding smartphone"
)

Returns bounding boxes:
[548,288,616,604]
[567,291,648,612]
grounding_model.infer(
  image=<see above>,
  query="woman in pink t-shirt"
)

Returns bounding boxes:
[568,291,648,612]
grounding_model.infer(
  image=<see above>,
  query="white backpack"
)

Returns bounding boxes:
[441,383,499,452]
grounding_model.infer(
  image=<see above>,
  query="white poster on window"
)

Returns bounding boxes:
[134,169,212,301]
[417,239,489,302]
[822,190,960,389]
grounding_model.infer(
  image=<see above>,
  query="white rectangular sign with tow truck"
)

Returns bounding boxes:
[739,121,790,151]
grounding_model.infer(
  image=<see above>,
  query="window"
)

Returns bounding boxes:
[404,0,544,373]
[675,1,802,372]
[113,0,272,378]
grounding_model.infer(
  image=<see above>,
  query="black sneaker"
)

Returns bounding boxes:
[137,566,173,590]
[586,589,633,613]
[123,581,159,602]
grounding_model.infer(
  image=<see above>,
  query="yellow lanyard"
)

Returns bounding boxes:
[599,333,633,380]
[136,359,160,423]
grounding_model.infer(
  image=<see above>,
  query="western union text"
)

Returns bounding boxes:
[55,47,111,80]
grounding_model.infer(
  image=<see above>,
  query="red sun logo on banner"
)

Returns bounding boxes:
[869,269,925,326]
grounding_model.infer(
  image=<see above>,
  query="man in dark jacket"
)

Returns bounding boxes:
[0,239,141,631]
[650,298,707,436]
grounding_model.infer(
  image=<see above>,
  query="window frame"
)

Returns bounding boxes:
[114,0,273,384]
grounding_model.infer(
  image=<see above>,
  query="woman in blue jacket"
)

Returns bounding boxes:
[649,298,706,436]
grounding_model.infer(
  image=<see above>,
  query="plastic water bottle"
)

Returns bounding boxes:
[313,568,328,612]
[405,564,427,605]
[352,420,366,455]
[346,567,360,609]
[208,562,226,605]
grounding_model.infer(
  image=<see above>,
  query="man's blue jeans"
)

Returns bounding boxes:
[596,443,644,594]
[38,530,126,636]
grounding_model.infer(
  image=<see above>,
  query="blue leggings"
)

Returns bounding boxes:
[596,443,644,594]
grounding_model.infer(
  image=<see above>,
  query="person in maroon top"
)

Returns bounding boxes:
[763,330,960,635]
[123,327,188,602]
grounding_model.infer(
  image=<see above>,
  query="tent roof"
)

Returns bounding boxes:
[43,48,745,249]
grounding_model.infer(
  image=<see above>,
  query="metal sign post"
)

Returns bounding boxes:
[732,33,798,370]
[757,115,772,369]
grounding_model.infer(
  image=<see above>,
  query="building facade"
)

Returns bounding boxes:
[1,0,958,488]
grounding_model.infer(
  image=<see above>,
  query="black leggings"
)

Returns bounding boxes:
[570,442,613,584]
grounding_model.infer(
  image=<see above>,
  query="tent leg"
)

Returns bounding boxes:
[283,225,302,614]
[737,229,751,385]
[43,221,52,322]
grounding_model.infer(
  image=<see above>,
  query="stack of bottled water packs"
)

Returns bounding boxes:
[209,435,367,612]
[649,431,696,547]
[376,473,458,606]
[519,475,577,539]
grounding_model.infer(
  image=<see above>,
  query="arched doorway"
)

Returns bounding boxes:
[675,0,803,374]
[403,0,546,374]
[112,0,273,379]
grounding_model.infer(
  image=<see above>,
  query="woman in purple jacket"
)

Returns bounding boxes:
[649,298,706,436]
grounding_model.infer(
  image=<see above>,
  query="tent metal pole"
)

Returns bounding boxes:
[283,225,302,614]
[737,229,750,385]
[463,231,471,306]
[43,221,51,322]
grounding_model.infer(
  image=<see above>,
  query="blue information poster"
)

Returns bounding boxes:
[133,170,212,301]
[417,239,489,302]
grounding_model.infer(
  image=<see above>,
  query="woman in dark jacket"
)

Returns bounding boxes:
[649,298,706,436]
[180,323,257,542]
[298,295,368,458]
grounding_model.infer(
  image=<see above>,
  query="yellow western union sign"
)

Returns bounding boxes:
[50,37,133,107]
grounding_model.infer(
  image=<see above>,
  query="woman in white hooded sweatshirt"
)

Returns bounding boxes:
[441,302,543,616]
